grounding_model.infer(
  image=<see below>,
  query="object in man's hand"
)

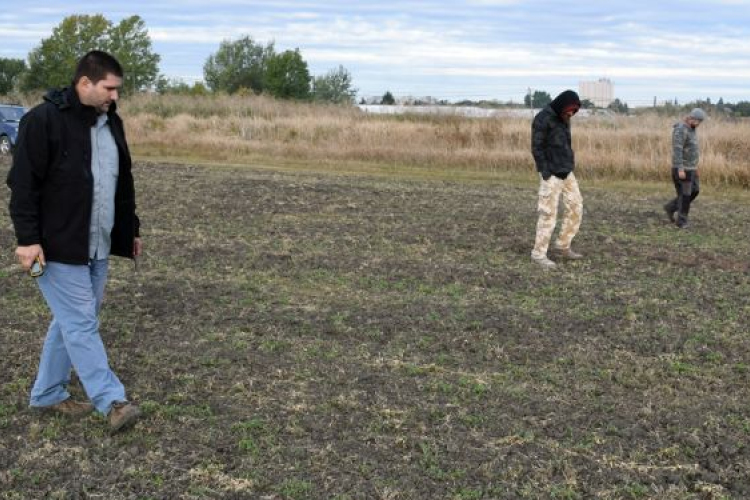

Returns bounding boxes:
[30,257,44,278]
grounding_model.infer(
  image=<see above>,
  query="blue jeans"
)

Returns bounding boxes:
[30,259,126,414]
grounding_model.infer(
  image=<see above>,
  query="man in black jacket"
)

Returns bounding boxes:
[530,90,583,269]
[7,51,142,432]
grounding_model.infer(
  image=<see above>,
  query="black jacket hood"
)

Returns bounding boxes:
[43,86,117,127]
[550,90,581,116]
[8,85,138,263]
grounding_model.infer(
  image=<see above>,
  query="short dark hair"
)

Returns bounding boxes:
[73,50,123,85]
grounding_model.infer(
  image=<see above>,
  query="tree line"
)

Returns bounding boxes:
[0,14,357,104]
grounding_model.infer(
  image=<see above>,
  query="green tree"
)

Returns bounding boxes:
[313,65,357,104]
[107,15,160,93]
[608,98,629,114]
[0,58,27,94]
[733,101,750,117]
[264,49,311,100]
[524,90,551,108]
[203,36,274,94]
[21,14,159,93]
[23,14,109,91]
[381,91,395,105]
[155,77,208,96]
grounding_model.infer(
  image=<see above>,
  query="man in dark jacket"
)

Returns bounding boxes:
[7,51,142,432]
[530,90,583,269]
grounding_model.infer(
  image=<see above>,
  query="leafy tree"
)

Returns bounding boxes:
[733,101,750,117]
[381,91,395,105]
[203,36,274,94]
[580,98,595,109]
[524,90,551,108]
[608,98,629,114]
[264,49,311,100]
[22,14,160,93]
[22,14,109,91]
[313,65,357,104]
[0,58,27,94]
[155,76,208,96]
[107,16,160,93]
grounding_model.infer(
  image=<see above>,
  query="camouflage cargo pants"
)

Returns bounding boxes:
[531,173,583,259]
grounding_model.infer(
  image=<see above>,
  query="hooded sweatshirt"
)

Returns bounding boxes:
[531,90,581,179]
[672,121,700,171]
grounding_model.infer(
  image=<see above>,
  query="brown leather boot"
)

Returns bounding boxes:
[109,401,141,433]
[531,255,557,269]
[553,247,583,260]
[560,248,583,260]
[34,398,94,418]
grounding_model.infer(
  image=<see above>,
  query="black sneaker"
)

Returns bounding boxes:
[663,204,675,223]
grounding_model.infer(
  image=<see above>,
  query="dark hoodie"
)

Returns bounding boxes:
[531,90,581,179]
[7,86,140,264]
[549,90,581,117]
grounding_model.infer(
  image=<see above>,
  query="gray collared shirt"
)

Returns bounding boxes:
[88,113,119,260]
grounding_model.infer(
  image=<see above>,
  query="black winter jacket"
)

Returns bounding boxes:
[6,87,140,264]
[531,105,575,180]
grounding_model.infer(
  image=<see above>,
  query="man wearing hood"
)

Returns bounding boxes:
[663,108,706,229]
[530,90,583,269]
[7,50,142,432]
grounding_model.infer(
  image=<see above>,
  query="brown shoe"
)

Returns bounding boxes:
[109,401,141,433]
[531,254,557,269]
[34,398,94,418]
[562,249,583,260]
[553,247,583,260]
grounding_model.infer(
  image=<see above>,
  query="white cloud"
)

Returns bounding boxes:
[3,0,750,102]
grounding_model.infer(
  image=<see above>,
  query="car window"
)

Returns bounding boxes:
[0,107,26,121]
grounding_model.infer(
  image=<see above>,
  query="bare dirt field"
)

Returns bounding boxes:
[2,157,750,499]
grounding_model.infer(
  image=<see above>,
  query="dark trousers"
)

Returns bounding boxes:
[665,169,699,225]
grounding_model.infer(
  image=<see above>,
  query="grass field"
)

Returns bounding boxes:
[1,154,750,499]
[122,93,750,188]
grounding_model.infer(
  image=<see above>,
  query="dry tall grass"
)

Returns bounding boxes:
[119,93,750,187]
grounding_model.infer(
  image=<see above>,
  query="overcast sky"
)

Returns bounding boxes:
[2,1,749,106]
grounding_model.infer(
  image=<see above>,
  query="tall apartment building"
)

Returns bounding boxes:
[578,78,615,108]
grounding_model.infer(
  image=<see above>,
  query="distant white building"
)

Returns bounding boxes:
[579,78,615,108]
